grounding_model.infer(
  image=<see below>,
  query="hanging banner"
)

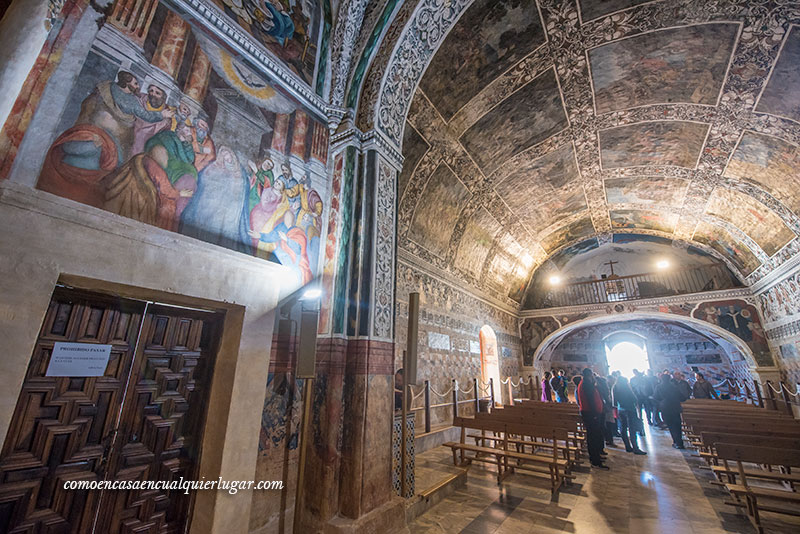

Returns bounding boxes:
[45,342,112,377]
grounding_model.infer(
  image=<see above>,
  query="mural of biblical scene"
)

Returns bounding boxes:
[460,69,569,174]
[780,343,799,360]
[609,209,678,233]
[693,300,773,367]
[418,0,545,120]
[539,217,596,253]
[599,121,709,169]
[455,208,502,279]
[589,23,738,114]
[578,0,651,22]
[211,0,322,84]
[604,176,688,207]
[36,2,329,288]
[399,121,429,200]
[756,26,800,122]
[520,316,560,367]
[705,188,794,256]
[486,251,530,302]
[757,271,800,324]
[551,238,600,270]
[408,163,471,257]
[693,222,760,276]
[724,132,800,215]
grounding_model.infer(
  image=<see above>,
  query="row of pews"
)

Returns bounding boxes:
[682,398,800,533]
[443,400,584,493]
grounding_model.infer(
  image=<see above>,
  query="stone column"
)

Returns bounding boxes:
[151,9,189,79]
[183,47,211,104]
[297,126,406,534]
[290,110,310,161]
[271,113,290,154]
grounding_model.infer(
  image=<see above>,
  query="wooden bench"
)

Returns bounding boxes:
[715,442,800,533]
[695,432,800,487]
[444,416,571,492]
[469,410,582,467]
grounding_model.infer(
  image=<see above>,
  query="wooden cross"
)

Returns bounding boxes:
[603,260,619,276]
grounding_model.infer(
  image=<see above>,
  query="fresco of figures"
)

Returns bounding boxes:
[36,1,329,286]
[758,271,800,324]
[213,0,322,85]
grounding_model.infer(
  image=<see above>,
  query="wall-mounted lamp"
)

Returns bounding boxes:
[656,259,670,270]
[548,275,561,286]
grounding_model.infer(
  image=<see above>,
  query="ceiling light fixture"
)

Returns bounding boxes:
[656,259,670,270]
[549,275,561,285]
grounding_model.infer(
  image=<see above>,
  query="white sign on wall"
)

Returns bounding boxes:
[45,342,112,377]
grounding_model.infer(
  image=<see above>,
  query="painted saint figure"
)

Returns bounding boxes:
[38,71,174,208]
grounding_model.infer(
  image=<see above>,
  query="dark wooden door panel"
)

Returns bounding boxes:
[100,306,220,534]
[0,289,146,534]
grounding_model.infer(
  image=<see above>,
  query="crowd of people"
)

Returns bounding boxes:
[540,368,721,469]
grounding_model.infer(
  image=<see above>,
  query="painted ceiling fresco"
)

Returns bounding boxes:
[394,0,800,308]
[211,0,322,85]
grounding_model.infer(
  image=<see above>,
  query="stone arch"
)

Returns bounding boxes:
[532,311,759,372]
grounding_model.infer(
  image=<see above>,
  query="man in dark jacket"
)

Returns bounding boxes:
[654,373,686,448]
[692,372,718,399]
[674,371,692,400]
[577,368,608,468]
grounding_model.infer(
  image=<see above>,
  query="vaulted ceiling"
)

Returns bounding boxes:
[395,0,800,307]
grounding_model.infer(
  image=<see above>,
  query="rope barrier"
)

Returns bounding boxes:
[459,384,475,394]
[429,385,454,397]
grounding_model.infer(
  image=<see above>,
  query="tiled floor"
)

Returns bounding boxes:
[409,426,800,533]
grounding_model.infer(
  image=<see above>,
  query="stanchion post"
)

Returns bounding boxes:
[474,378,480,413]
[753,379,764,408]
[780,382,793,415]
[424,380,431,434]
[452,379,459,422]
[489,378,495,410]
[765,381,777,411]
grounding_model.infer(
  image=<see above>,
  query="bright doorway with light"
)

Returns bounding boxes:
[605,337,650,379]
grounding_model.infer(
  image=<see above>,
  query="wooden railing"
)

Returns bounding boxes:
[531,263,737,308]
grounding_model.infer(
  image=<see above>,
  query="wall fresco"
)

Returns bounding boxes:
[418,0,545,120]
[693,300,773,367]
[35,3,329,288]
[459,68,568,174]
[756,26,800,122]
[693,222,760,276]
[604,176,689,207]
[599,121,709,169]
[520,316,559,367]
[212,0,321,84]
[705,188,794,256]
[758,270,800,324]
[724,132,800,215]
[408,163,471,257]
[609,208,678,233]
[589,23,738,114]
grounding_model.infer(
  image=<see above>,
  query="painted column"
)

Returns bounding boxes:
[298,127,404,533]
[183,47,211,104]
[271,113,290,154]
[290,110,310,161]
[310,121,329,163]
[108,0,158,47]
[151,9,189,79]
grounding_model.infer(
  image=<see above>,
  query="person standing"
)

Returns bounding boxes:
[674,372,692,400]
[692,372,718,399]
[596,376,615,446]
[541,372,553,402]
[577,368,608,468]
[643,369,658,426]
[551,370,568,403]
[613,377,647,455]
[654,373,686,449]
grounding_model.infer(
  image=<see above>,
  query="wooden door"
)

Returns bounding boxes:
[97,305,220,533]
[0,291,222,534]
[0,289,146,533]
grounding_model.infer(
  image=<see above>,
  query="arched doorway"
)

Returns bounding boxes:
[604,333,650,379]
[479,325,502,406]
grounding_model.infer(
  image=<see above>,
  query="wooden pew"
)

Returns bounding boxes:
[444,416,571,492]
[714,443,800,533]
[696,432,800,487]
[469,409,583,467]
